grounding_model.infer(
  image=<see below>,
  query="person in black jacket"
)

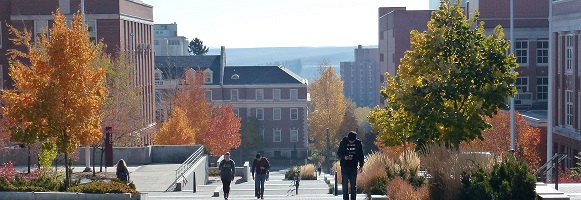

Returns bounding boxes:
[116,159,130,183]
[219,152,236,200]
[251,153,270,199]
[337,131,364,200]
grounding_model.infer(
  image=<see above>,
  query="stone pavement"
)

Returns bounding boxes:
[146,169,368,200]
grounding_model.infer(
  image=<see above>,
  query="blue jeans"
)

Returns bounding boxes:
[341,166,358,200]
[255,173,267,197]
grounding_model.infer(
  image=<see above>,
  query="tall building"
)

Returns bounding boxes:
[0,0,156,144]
[340,45,380,107]
[155,47,309,159]
[378,7,432,79]
[467,0,549,109]
[549,0,581,168]
[154,23,189,56]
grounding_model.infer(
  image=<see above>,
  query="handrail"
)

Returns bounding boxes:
[535,153,568,177]
[165,146,205,192]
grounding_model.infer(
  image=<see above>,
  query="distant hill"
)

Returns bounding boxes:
[207,46,377,81]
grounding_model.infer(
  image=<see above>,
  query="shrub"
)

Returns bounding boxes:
[285,166,299,180]
[387,177,429,200]
[299,164,316,180]
[357,151,391,195]
[461,156,537,200]
[209,168,220,176]
[0,162,67,192]
[332,161,341,182]
[67,180,139,194]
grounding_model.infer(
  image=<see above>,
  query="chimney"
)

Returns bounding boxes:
[220,46,226,86]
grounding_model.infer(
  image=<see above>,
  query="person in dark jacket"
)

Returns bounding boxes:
[219,152,236,200]
[251,153,270,199]
[116,159,130,183]
[337,131,364,200]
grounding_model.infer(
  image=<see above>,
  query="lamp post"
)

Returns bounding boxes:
[325,128,330,173]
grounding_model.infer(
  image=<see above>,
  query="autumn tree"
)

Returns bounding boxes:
[338,100,359,141]
[461,109,541,169]
[153,107,195,145]
[369,0,517,151]
[188,37,209,56]
[204,104,241,155]
[2,10,107,186]
[308,66,346,151]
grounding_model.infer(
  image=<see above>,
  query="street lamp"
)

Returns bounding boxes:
[325,128,330,173]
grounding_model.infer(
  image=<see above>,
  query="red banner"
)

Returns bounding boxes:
[105,127,113,167]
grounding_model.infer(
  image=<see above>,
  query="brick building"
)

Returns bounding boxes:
[0,0,156,144]
[155,47,309,159]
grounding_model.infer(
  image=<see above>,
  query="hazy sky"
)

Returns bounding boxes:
[144,0,429,48]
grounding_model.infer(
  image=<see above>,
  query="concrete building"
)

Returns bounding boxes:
[340,45,380,107]
[154,23,189,56]
[0,0,156,144]
[549,0,581,168]
[155,47,309,159]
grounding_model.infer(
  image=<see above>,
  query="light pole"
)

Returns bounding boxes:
[509,0,516,152]
[325,128,330,173]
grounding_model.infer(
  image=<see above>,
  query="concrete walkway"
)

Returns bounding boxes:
[130,163,181,192]
[146,169,367,200]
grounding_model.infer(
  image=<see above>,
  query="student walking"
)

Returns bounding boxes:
[251,153,270,199]
[219,152,236,200]
[337,131,364,200]
[116,159,130,183]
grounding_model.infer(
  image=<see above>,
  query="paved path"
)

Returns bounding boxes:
[146,170,367,200]
[130,163,181,192]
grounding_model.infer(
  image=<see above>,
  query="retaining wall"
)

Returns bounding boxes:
[0,192,147,200]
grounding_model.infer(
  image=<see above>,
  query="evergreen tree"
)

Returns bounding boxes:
[188,37,209,55]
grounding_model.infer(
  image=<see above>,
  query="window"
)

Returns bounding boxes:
[566,35,574,73]
[231,89,238,101]
[515,41,528,64]
[204,69,213,84]
[154,40,159,45]
[256,108,264,120]
[515,77,528,92]
[233,108,239,117]
[34,20,49,43]
[86,21,97,43]
[168,40,180,45]
[290,89,298,101]
[536,77,548,100]
[205,90,212,101]
[536,40,548,64]
[256,89,264,101]
[566,90,573,126]
[290,108,298,120]
[290,129,298,142]
[273,129,281,142]
[273,108,281,120]
[259,128,264,141]
[273,89,281,101]
[380,53,384,62]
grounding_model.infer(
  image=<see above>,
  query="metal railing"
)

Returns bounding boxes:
[535,153,568,178]
[165,146,205,192]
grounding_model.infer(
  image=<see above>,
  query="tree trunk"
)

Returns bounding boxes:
[64,152,70,188]
[100,148,104,172]
[92,145,97,176]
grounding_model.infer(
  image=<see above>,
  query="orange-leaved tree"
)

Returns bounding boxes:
[153,107,196,145]
[2,9,107,187]
[204,104,241,155]
[462,109,541,169]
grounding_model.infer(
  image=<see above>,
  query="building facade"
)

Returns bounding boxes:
[340,45,380,107]
[154,23,189,56]
[549,0,581,168]
[155,47,309,159]
[0,0,156,144]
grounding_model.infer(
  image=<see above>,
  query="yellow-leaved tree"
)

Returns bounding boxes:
[2,9,107,187]
[308,66,346,152]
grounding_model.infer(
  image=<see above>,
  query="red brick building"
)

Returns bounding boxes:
[0,0,155,144]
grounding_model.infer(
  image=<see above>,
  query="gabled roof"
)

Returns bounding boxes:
[155,55,221,79]
[224,66,307,85]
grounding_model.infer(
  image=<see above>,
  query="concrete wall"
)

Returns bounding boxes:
[185,155,208,188]
[1,145,204,166]
[0,191,147,200]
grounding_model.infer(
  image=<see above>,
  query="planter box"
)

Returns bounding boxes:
[0,191,148,200]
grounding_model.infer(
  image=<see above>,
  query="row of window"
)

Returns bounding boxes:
[205,89,300,101]
[515,77,548,100]
[258,128,300,142]
[515,40,549,65]
[33,20,97,43]
[232,108,300,120]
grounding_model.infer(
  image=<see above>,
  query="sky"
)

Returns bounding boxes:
[144,0,429,48]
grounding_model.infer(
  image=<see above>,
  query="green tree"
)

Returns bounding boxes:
[308,66,346,151]
[2,10,107,187]
[188,37,209,55]
[368,0,517,150]
[239,117,263,157]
